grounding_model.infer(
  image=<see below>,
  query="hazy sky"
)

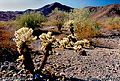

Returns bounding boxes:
[1,0,120,11]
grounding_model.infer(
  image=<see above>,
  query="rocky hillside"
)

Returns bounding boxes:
[86,4,120,21]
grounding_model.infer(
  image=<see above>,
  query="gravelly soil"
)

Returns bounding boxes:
[31,36,120,80]
[0,30,119,80]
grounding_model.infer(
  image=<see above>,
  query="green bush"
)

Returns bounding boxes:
[14,11,45,29]
[69,8,91,30]
[46,8,69,32]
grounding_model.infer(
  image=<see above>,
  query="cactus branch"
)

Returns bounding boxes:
[20,42,35,76]
[36,43,52,75]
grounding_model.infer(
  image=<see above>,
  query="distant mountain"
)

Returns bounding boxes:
[85,4,120,21]
[16,2,73,15]
[0,2,73,21]
[0,2,120,22]
[0,11,16,21]
[34,2,73,15]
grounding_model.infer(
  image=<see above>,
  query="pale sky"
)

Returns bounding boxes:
[0,0,120,11]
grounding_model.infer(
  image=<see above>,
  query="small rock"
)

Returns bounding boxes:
[8,65,15,70]
[66,68,71,71]
[1,65,8,71]
[79,50,87,56]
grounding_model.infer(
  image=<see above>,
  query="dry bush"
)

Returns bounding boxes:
[76,21,101,40]
[104,17,120,32]
[104,24,120,31]
[0,23,18,62]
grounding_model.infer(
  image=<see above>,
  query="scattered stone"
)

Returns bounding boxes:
[79,50,87,56]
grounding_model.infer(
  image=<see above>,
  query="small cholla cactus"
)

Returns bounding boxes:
[67,20,74,35]
[58,34,90,52]
[66,20,74,26]
[83,39,90,47]
[16,55,24,62]
[67,34,77,42]
[73,39,90,52]
[59,37,69,48]
[39,32,57,50]
[36,32,59,74]
[73,45,82,52]
[75,40,84,46]
[13,27,37,53]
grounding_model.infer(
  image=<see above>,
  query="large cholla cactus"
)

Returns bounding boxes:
[13,27,37,77]
[13,27,37,53]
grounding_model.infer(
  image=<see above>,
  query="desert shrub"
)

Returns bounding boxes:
[14,11,45,29]
[104,24,120,32]
[46,8,69,32]
[104,17,120,31]
[0,23,18,62]
[63,8,99,39]
[76,21,101,40]
[105,17,120,25]
[68,8,91,29]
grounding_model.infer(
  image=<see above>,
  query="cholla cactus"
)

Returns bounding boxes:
[36,32,59,74]
[73,45,82,52]
[68,41,74,47]
[13,27,37,76]
[75,40,84,46]
[59,34,90,52]
[73,39,90,52]
[39,32,57,50]
[83,39,90,47]
[59,37,69,48]
[67,34,77,42]
[13,27,37,53]
[67,20,74,35]
[16,55,24,62]
[66,20,74,26]
[59,34,77,49]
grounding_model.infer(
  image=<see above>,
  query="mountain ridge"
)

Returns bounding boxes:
[86,4,120,21]
[0,2,120,21]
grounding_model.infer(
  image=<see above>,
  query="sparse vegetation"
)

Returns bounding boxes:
[105,17,120,25]
[104,17,120,31]
[13,11,45,29]
[46,8,69,32]
[0,3,120,80]
[76,21,101,39]
[0,22,18,62]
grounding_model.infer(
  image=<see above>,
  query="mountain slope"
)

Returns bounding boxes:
[16,2,73,15]
[86,4,120,21]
